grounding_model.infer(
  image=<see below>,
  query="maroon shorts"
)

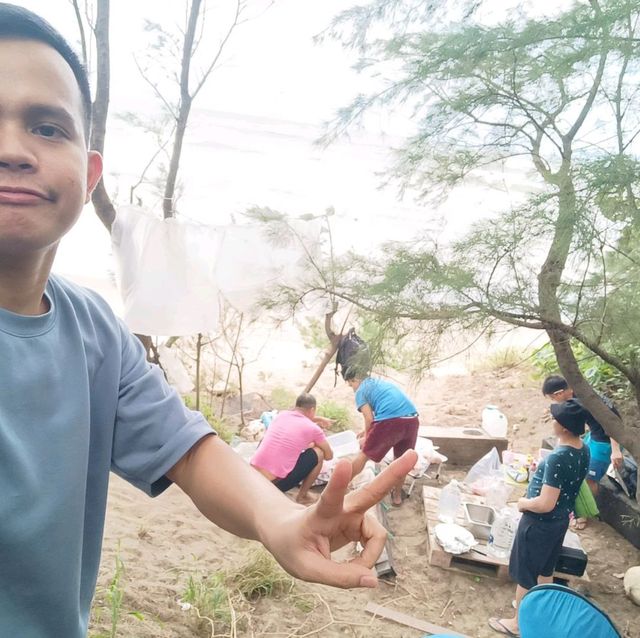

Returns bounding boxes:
[362,415,419,463]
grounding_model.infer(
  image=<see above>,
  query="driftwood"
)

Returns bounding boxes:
[365,602,471,637]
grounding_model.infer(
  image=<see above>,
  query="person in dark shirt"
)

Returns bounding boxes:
[489,399,590,637]
[542,375,623,496]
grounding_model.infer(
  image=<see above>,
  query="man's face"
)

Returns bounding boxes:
[545,388,573,403]
[0,39,102,258]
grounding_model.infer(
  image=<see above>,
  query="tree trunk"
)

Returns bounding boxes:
[195,332,202,411]
[162,0,201,219]
[90,0,116,230]
[304,307,342,393]
[538,171,640,464]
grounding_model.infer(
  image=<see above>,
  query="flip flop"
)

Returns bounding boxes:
[488,617,520,637]
[570,516,587,530]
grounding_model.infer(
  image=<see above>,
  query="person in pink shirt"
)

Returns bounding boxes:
[252,393,334,504]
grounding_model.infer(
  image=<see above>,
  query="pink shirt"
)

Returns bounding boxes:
[251,410,326,478]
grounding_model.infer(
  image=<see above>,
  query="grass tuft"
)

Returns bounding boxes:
[317,400,351,432]
[229,548,294,601]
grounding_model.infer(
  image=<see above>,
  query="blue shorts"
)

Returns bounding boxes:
[587,458,609,482]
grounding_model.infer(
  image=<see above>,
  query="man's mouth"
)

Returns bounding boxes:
[0,186,52,204]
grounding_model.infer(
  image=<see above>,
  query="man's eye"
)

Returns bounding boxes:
[33,124,66,139]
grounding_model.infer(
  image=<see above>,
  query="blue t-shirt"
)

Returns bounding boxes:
[354,377,417,422]
[526,444,590,521]
[0,275,212,637]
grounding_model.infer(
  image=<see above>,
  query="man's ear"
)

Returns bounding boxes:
[85,151,104,203]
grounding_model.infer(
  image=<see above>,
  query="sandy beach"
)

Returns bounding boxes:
[89,365,640,638]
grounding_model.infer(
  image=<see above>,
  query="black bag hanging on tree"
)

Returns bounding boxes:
[335,328,372,382]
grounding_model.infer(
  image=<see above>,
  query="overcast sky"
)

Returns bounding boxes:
[12,0,532,299]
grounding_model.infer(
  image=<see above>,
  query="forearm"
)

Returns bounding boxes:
[167,435,302,543]
[519,495,551,514]
[611,438,622,455]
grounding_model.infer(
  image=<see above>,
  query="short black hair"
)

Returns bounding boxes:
[0,3,92,138]
[295,393,317,410]
[542,374,569,396]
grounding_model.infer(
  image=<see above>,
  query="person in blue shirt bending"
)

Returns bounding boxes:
[345,371,419,505]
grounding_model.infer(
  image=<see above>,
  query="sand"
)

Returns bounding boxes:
[89,366,640,638]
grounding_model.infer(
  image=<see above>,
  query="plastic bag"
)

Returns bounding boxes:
[574,480,600,519]
[464,447,501,485]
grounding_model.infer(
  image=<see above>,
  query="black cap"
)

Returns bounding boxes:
[550,399,587,435]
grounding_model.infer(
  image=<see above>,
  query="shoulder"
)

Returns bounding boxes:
[49,274,118,323]
[360,377,378,393]
[49,275,132,354]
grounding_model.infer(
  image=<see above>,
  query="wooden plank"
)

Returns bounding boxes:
[418,426,507,465]
[373,502,396,578]
[365,602,471,637]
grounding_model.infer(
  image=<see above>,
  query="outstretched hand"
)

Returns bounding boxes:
[261,450,418,589]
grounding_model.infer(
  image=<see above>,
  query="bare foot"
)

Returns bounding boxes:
[391,488,406,506]
[570,517,587,531]
[295,493,318,505]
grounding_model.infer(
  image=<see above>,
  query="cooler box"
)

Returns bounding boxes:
[555,546,588,577]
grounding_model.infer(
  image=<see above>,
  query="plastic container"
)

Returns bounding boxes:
[463,503,496,540]
[482,405,508,438]
[487,507,518,558]
[438,480,462,523]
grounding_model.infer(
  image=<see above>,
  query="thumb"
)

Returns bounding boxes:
[300,552,379,589]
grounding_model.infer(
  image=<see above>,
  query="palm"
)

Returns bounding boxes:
[265,452,417,588]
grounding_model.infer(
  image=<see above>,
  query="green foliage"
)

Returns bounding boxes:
[228,548,294,601]
[317,400,352,432]
[269,387,296,410]
[106,552,125,638]
[532,341,634,401]
[183,396,234,443]
[298,317,327,350]
[182,572,232,630]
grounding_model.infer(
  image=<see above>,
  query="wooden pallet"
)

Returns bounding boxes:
[423,486,589,582]
[423,486,511,579]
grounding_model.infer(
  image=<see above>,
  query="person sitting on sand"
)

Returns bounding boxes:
[543,374,623,529]
[0,6,417,636]
[489,399,590,637]
[345,371,419,506]
[251,393,334,504]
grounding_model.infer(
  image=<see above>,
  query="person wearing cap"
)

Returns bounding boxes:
[542,374,624,496]
[489,399,590,637]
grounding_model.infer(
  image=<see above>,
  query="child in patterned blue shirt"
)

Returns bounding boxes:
[489,399,590,637]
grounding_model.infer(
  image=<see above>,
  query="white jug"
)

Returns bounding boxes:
[487,507,518,558]
[438,480,462,523]
[482,405,508,438]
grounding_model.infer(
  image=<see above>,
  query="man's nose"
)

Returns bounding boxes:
[0,126,37,172]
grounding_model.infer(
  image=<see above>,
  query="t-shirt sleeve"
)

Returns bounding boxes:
[354,382,369,411]
[542,454,564,490]
[311,423,327,445]
[111,323,214,496]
